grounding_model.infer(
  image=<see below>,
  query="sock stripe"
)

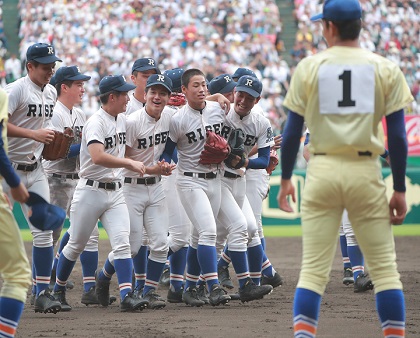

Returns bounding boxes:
[56,278,67,287]
[262,260,271,269]
[83,277,96,283]
[36,276,50,284]
[170,273,184,281]
[249,272,261,278]
[342,257,350,264]
[102,268,113,279]
[293,314,317,337]
[0,321,16,337]
[119,283,132,291]
[202,272,218,281]
[237,272,250,280]
[382,320,405,338]
[185,274,200,282]
[221,252,231,263]
[198,274,205,282]
[145,279,159,288]
[352,265,364,273]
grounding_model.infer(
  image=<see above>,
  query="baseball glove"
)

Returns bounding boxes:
[224,128,247,169]
[168,93,186,106]
[266,148,279,175]
[199,131,230,165]
[42,127,75,161]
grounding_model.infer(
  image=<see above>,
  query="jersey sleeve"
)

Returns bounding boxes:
[125,115,137,148]
[169,115,180,143]
[4,82,22,117]
[85,117,105,145]
[257,117,274,149]
[282,61,308,116]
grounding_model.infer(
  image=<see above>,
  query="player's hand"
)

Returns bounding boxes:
[216,94,230,114]
[127,159,145,176]
[389,191,407,225]
[273,134,282,150]
[10,183,29,204]
[32,128,55,144]
[158,160,176,176]
[277,178,295,212]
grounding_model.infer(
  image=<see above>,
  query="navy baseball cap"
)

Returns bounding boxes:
[99,75,136,94]
[310,0,362,22]
[132,58,161,74]
[54,66,91,84]
[26,43,62,64]
[235,75,263,98]
[163,68,184,92]
[208,74,237,95]
[25,192,66,231]
[146,74,173,93]
[232,68,256,80]
[49,74,57,87]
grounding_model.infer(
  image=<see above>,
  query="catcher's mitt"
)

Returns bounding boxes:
[199,131,230,165]
[266,148,279,175]
[224,128,247,169]
[168,93,186,106]
[42,127,74,161]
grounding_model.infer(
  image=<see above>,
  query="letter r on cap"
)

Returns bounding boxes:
[148,59,155,66]
[47,47,54,55]
[245,79,253,86]
[157,75,165,82]
[224,76,231,83]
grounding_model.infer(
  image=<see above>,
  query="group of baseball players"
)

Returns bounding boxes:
[0,39,286,327]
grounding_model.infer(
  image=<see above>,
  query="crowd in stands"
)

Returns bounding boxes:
[0,0,418,121]
[293,0,420,113]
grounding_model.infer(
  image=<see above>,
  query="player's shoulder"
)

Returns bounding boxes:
[205,100,223,111]
[4,76,26,95]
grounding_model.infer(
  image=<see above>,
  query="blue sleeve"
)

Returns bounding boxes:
[281,111,305,179]
[304,132,310,146]
[160,137,177,163]
[0,122,21,188]
[385,109,407,192]
[247,146,270,169]
[67,144,81,158]
[172,147,178,163]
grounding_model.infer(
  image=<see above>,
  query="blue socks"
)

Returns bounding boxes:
[340,235,351,269]
[114,258,133,300]
[197,244,218,290]
[247,244,263,285]
[170,247,187,292]
[53,231,70,271]
[293,288,321,338]
[54,253,76,292]
[376,289,405,337]
[80,250,98,292]
[143,259,165,296]
[185,246,200,291]
[347,245,364,280]
[0,297,24,338]
[218,245,231,269]
[229,250,249,288]
[133,245,148,289]
[32,246,54,295]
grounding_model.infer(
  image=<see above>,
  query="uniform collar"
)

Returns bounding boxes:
[26,75,46,91]
[131,92,145,107]
[99,107,118,122]
[186,102,206,115]
[55,100,73,115]
[230,108,251,121]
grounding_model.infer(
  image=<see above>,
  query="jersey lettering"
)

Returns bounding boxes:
[244,134,257,146]
[26,104,55,117]
[185,123,223,144]
[136,131,169,149]
[104,132,126,150]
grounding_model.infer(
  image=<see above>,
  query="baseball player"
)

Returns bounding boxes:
[278,0,413,336]
[215,75,275,302]
[3,43,62,314]
[161,68,231,307]
[97,74,175,309]
[43,66,104,306]
[0,88,32,337]
[52,75,148,312]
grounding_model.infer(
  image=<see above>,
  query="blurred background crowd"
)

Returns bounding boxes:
[0,0,418,127]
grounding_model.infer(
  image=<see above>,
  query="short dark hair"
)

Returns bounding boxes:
[181,69,205,88]
[99,91,122,104]
[56,80,74,96]
[26,60,41,72]
[324,19,362,41]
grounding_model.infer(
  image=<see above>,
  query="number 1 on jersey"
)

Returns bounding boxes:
[338,70,356,107]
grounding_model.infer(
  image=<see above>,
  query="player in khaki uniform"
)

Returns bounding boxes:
[3,43,62,314]
[277,0,413,336]
[0,89,32,337]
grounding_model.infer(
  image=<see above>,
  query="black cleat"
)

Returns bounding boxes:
[261,272,283,288]
[81,286,100,305]
[95,271,111,307]
[52,289,72,311]
[34,289,62,314]
[182,287,205,307]
[208,284,231,306]
[218,266,234,289]
[120,292,148,312]
[141,289,166,309]
[167,285,183,303]
[159,267,170,287]
[239,278,273,303]
[196,284,210,304]
[343,268,354,285]
[354,273,374,293]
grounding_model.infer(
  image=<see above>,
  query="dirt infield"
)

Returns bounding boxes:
[14,236,420,338]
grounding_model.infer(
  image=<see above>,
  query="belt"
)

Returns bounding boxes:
[314,151,372,157]
[86,179,122,190]
[124,176,162,185]
[224,171,241,179]
[184,172,217,179]
[52,173,79,180]
[13,161,39,172]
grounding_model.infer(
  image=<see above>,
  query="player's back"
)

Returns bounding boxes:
[284,46,413,156]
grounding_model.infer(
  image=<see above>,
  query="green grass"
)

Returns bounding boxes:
[20,225,420,242]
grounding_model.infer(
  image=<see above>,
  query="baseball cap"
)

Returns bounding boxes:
[49,74,57,87]
[146,74,173,93]
[26,43,62,64]
[99,75,136,94]
[235,75,263,98]
[232,68,256,80]
[163,68,184,92]
[208,74,237,95]
[310,0,362,22]
[54,66,91,84]
[132,58,161,74]
[25,192,66,231]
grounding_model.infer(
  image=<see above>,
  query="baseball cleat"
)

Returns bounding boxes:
[196,284,210,304]
[141,289,166,309]
[239,278,273,303]
[228,292,241,301]
[218,266,234,289]
[52,289,72,311]
[261,272,283,288]
[167,285,183,303]
[120,293,148,312]
[208,284,231,306]
[66,280,75,290]
[343,268,354,285]
[95,271,111,307]
[132,285,144,299]
[354,273,374,293]
[30,293,36,306]
[34,289,62,314]
[159,267,170,287]
[182,287,205,307]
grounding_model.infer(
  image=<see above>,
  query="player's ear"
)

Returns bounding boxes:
[181,85,187,95]
[255,96,261,104]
